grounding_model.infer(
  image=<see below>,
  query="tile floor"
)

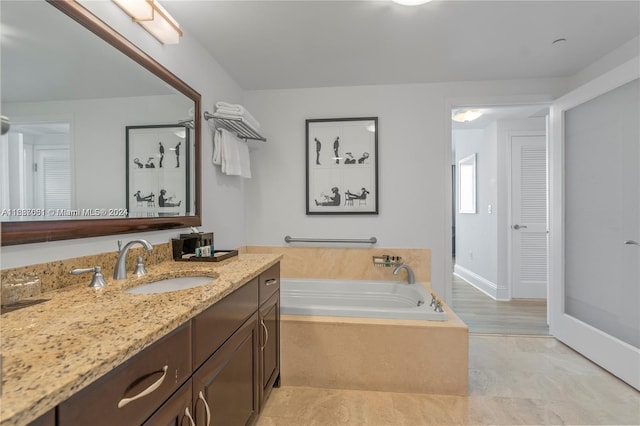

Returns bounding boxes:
[257,335,640,425]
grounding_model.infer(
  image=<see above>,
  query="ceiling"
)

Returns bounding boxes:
[163,0,640,91]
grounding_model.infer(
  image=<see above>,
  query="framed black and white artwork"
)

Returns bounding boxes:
[306,117,378,215]
[126,124,190,217]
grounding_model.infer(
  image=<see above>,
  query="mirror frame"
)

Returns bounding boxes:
[1,0,201,246]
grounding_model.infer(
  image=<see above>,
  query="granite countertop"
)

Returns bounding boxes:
[0,253,281,426]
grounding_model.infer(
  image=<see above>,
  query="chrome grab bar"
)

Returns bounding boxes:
[284,235,377,244]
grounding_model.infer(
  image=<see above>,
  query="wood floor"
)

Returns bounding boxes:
[451,274,549,335]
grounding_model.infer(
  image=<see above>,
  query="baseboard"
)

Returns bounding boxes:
[454,265,508,301]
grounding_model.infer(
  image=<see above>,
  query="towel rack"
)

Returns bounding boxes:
[204,111,267,142]
[284,236,377,244]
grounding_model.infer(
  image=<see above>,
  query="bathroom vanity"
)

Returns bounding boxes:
[0,254,281,426]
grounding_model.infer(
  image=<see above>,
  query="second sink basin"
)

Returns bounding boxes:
[126,276,214,294]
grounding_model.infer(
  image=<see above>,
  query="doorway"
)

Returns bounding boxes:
[450,104,549,335]
[0,121,71,214]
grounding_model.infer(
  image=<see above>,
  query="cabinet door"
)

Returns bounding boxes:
[143,379,194,426]
[193,313,259,426]
[259,292,280,410]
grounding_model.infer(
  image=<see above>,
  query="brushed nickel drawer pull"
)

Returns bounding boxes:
[117,365,168,408]
[260,319,269,350]
[198,391,211,426]
[184,407,196,426]
[265,278,278,287]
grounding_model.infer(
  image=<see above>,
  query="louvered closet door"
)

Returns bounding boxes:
[35,148,71,210]
[511,134,547,299]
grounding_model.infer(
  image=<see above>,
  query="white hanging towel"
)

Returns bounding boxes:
[213,129,222,165]
[217,128,251,178]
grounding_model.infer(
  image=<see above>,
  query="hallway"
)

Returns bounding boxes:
[451,274,549,335]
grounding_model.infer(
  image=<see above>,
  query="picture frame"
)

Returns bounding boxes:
[306,117,378,215]
[126,124,190,217]
[458,153,476,214]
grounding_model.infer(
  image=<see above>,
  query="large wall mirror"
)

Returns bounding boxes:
[0,0,201,245]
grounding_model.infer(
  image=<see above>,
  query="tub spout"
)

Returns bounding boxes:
[393,263,415,284]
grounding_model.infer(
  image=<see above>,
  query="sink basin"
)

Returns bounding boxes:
[126,276,214,294]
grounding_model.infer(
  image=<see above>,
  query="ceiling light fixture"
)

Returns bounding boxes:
[391,0,433,5]
[452,110,483,123]
[112,0,182,45]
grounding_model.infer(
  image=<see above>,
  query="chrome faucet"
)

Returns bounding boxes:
[113,239,153,280]
[393,263,415,284]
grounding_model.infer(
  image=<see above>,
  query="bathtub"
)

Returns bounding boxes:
[279,278,468,395]
[280,278,446,321]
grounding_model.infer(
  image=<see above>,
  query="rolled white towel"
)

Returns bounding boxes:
[214,102,261,130]
[215,101,242,110]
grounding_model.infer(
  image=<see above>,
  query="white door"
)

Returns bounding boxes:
[549,59,640,390]
[510,133,548,299]
[34,147,71,210]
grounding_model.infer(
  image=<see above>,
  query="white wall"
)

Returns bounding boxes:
[243,79,567,298]
[1,1,245,268]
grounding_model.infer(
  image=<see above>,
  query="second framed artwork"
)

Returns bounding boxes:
[306,117,378,214]
[126,124,190,217]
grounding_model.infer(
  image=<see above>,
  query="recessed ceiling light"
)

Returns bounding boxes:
[391,0,433,6]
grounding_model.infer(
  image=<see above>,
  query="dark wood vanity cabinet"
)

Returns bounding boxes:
[54,262,280,426]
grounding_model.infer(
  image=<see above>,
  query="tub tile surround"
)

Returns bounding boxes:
[242,246,431,288]
[0,252,282,426]
[1,243,173,305]
[281,313,468,396]
[243,246,468,397]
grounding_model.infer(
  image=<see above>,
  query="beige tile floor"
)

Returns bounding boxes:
[257,335,640,425]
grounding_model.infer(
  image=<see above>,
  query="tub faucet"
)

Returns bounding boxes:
[393,263,415,284]
[113,239,153,280]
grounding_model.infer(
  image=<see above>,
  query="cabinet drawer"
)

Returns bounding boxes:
[193,277,259,367]
[259,263,280,305]
[58,322,191,426]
